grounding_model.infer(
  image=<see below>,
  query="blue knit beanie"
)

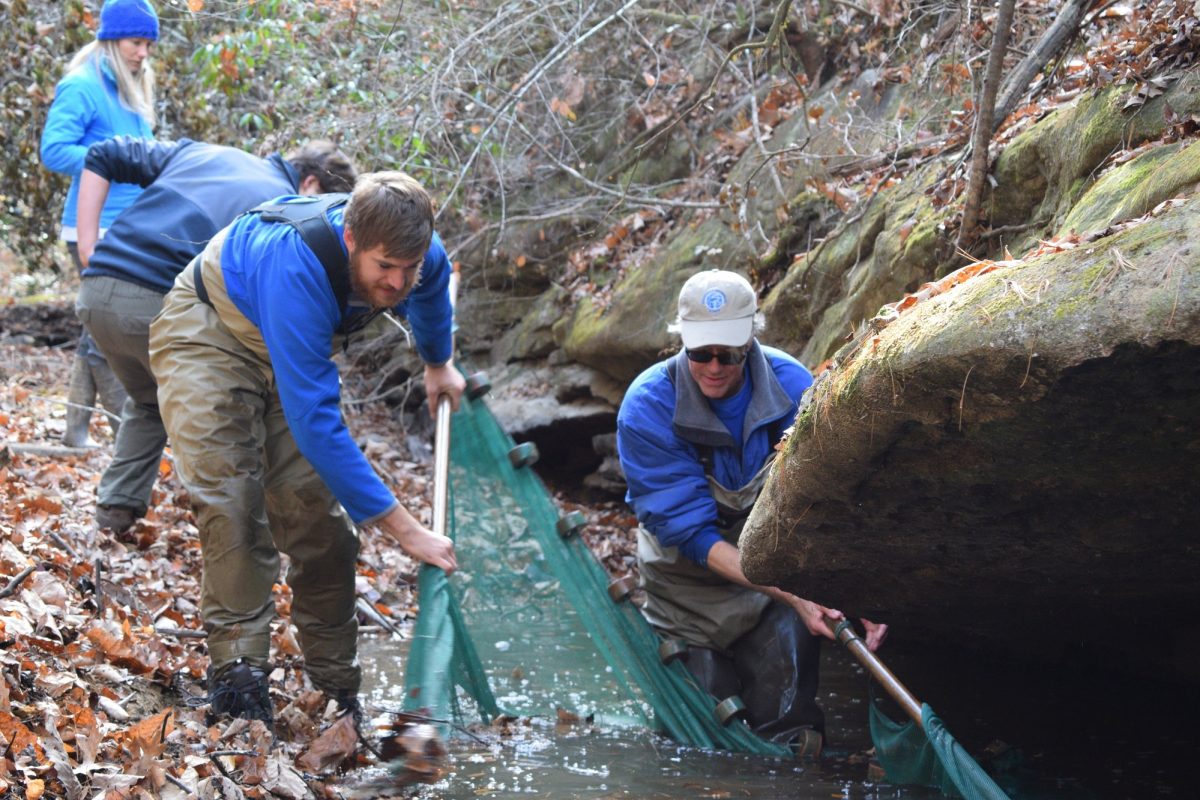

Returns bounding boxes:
[96,0,160,42]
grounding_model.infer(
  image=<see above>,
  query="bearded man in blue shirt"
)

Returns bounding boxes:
[150,172,463,730]
[617,269,886,754]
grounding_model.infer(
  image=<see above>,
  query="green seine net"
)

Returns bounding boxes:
[402,385,1012,799]
[402,390,787,755]
[870,702,1011,799]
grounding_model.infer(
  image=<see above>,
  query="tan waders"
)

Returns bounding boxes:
[150,233,362,696]
[638,460,824,744]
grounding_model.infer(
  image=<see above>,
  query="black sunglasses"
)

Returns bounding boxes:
[685,347,747,365]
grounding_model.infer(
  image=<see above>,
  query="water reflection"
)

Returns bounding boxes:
[360,636,935,799]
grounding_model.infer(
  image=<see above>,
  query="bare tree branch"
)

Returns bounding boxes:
[632,0,795,157]
[960,0,1017,246]
[438,0,648,219]
[994,0,1091,127]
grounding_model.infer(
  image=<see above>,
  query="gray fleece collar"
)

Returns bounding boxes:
[670,340,794,449]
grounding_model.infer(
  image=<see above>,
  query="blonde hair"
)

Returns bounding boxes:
[67,39,157,127]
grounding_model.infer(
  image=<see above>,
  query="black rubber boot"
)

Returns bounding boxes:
[208,660,274,730]
[96,504,137,534]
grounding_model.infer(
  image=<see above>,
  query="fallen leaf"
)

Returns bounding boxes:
[296,712,359,772]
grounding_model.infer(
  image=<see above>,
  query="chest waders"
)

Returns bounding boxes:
[635,355,788,652]
[152,200,369,703]
[637,454,776,651]
[635,357,825,747]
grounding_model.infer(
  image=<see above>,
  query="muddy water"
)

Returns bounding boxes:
[358,634,941,799]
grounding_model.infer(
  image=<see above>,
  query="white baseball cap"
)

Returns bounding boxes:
[675,269,756,349]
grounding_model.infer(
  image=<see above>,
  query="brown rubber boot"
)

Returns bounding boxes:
[62,353,97,448]
[96,504,137,534]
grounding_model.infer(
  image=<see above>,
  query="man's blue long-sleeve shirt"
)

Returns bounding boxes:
[617,344,813,566]
[219,199,453,523]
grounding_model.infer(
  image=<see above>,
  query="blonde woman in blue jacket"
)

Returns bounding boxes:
[40,0,159,449]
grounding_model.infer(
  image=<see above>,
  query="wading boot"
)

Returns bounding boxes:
[96,504,137,534]
[335,688,364,728]
[208,660,274,731]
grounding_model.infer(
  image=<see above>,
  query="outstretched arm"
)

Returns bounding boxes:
[706,539,888,649]
[373,504,457,574]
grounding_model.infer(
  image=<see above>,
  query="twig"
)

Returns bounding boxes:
[94,558,105,616]
[1,441,96,457]
[47,531,80,560]
[356,597,405,638]
[381,708,488,744]
[976,221,1039,241]
[163,773,192,793]
[32,393,122,424]
[830,132,957,178]
[0,565,38,599]
[155,626,207,640]
[958,365,975,432]
[208,752,246,785]
[1020,341,1036,390]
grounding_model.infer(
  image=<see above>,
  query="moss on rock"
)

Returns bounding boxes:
[1059,140,1200,236]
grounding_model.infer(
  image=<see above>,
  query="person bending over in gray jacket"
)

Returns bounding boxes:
[75,136,357,534]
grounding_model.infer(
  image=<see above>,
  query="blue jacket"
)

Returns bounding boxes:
[617,343,813,566]
[219,200,454,523]
[40,56,153,237]
[82,137,299,293]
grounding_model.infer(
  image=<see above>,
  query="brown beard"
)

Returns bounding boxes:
[349,248,399,310]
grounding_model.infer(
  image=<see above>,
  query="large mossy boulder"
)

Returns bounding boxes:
[989,72,1200,255]
[739,194,1200,683]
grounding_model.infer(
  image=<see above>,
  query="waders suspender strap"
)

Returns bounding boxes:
[666,357,788,529]
[261,193,353,312]
[193,193,352,313]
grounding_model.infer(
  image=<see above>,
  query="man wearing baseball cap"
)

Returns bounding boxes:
[616,269,887,754]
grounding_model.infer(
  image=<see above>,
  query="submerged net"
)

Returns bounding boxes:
[869,698,1011,799]
[402,388,788,755]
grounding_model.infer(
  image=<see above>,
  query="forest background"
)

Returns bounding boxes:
[0,0,1197,797]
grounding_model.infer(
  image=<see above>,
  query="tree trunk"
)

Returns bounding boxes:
[959,0,1017,247]
[994,0,1092,128]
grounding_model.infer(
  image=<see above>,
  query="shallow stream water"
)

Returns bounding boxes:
[359,635,939,800]
[356,627,1198,800]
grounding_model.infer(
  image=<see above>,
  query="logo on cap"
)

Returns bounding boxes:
[702,289,727,314]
